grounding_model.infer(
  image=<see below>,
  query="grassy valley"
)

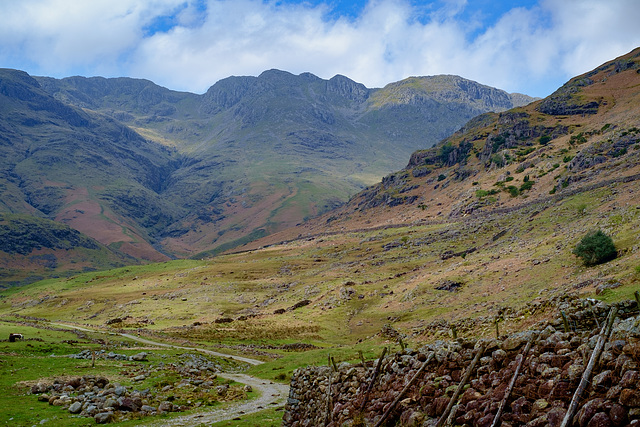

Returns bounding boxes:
[1,48,640,426]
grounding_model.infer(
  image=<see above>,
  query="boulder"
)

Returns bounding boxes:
[129,352,148,362]
[586,413,612,427]
[94,411,114,424]
[68,401,82,414]
[158,401,174,413]
[609,403,628,426]
[620,389,640,407]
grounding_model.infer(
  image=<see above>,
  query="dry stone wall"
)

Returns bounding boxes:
[283,300,640,426]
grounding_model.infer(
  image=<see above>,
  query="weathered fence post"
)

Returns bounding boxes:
[490,336,535,427]
[359,347,388,412]
[560,307,617,427]
[436,345,485,427]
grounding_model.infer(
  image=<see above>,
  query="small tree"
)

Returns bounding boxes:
[573,230,617,266]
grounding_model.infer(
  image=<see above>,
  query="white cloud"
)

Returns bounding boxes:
[0,0,184,75]
[1,0,639,97]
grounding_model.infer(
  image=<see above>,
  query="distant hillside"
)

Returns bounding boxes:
[242,47,640,247]
[0,213,134,287]
[0,69,179,265]
[0,67,535,284]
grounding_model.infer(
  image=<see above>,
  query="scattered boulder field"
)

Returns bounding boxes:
[28,352,247,424]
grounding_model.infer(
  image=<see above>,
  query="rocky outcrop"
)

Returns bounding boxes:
[537,77,600,116]
[30,375,179,423]
[283,299,640,426]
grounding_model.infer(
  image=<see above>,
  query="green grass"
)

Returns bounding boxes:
[246,342,389,384]
[0,318,253,426]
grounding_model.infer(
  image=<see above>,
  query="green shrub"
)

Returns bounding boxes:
[437,174,446,182]
[439,143,455,164]
[612,147,627,157]
[519,180,534,192]
[569,132,587,145]
[491,153,505,167]
[539,135,551,145]
[515,147,536,157]
[476,189,499,198]
[572,230,617,266]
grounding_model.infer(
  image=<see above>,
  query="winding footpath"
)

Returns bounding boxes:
[53,323,290,426]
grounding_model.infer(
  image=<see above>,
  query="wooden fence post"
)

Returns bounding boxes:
[490,336,534,427]
[560,307,617,427]
[436,345,485,427]
[359,347,388,412]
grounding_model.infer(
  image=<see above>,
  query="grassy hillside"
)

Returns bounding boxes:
[0,214,137,288]
[2,178,638,341]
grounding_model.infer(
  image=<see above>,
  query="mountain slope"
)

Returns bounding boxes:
[0,69,181,263]
[0,66,537,284]
[0,213,136,287]
[248,47,640,244]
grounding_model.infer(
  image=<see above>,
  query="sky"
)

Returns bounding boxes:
[1,0,639,98]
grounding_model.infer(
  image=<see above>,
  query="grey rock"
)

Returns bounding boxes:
[68,401,82,414]
[94,411,113,424]
[130,352,148,361]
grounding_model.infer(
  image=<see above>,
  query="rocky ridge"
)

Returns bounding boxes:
[249,47,640,248]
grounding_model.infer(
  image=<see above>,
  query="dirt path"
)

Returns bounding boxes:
[144,373,289,427]
[53,323,290,426]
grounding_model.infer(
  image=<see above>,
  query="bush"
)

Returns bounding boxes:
[490,153,505,167]
[572,230,617,266]
[519,180,534,192]
[506,185,519,197]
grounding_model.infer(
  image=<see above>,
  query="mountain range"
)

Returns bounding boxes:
[0,68,534,285]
